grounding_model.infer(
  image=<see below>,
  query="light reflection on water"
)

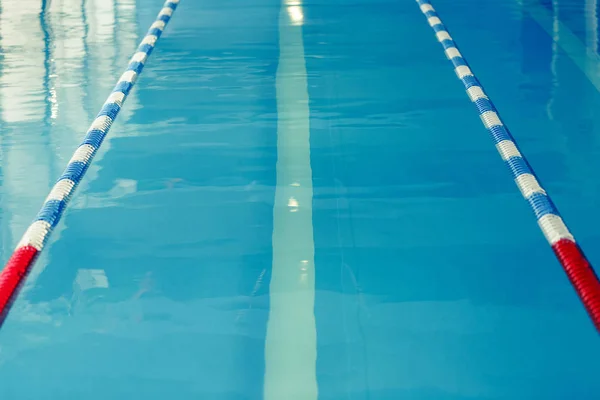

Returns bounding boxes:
[0,0,140,350]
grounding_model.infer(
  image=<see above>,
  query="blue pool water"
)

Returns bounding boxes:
[0,0,599,398]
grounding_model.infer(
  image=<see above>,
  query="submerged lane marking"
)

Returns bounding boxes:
[264,0,319,398]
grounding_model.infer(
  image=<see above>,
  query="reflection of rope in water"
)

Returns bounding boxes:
[235,268,267,323]
[0,0,180,327]
[417,0,600,333]
[40,0,56,128]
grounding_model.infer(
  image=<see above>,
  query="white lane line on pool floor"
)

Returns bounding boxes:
[264,1,318,399]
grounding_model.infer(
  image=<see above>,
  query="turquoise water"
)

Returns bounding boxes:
[0,0,599,398]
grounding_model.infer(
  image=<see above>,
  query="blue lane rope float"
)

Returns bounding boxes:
[0,0,180,324]
[416,0,600,332]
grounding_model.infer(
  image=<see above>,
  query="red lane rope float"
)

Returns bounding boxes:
[553,240,600,331]
[0,247,39,318]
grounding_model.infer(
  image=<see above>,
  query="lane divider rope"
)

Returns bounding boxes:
[416,0,600,333]
[0,0,180,325]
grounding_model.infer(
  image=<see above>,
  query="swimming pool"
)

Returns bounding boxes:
[0,0,599,397]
